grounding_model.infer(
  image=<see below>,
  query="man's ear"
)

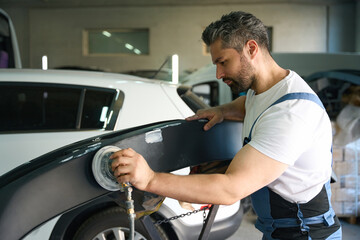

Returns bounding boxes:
[246,40,258,59]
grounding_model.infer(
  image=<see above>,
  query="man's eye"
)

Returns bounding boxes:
[220,61,225,66]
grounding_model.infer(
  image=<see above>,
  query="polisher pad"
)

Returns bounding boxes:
[92,145,122,191]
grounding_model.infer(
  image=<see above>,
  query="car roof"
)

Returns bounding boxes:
[0,68,177,89]
[305,69,360,85]
[182,64,216,84]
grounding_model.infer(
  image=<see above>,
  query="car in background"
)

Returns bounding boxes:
[122,69,173,81]
[181,64,233,107]
[305,69,360,120]
[184,65,360,185]
[182,54,360,108]
[305,69,360,150]
[0,68,243,240]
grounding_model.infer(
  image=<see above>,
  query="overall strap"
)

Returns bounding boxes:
[244,92,324,145]
[247,93,338,239]
[253,182,338,240]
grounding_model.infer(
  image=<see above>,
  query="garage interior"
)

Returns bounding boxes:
[1,0,360,239]
[1,0,359,73]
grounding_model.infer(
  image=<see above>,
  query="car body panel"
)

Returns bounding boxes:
[23,217,60,240]
[0,119,242,240]
[305,70,360,85]
[0,69,243,240]
[0,69,192,174]
[0,131,108,176]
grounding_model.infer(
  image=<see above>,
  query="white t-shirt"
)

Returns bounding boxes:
[243,70,332,203]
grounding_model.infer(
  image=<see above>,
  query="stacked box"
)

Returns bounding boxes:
[331,139,360,217]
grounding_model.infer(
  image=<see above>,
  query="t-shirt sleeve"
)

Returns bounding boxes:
[248,101,322,165]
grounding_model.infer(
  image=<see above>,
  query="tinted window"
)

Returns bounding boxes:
[177,86,209,112]
[0,83,124,132]
[191,81,220,107]
[81,89,114,129]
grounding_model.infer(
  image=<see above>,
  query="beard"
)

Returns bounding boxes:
[223,55,256,95]
[224,75,255,94]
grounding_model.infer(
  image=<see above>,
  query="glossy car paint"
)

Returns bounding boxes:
[0,69,193,175]
[0,120,243,240]
[0,69,242,240]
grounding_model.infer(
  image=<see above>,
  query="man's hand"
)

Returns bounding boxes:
[186,107,224,131]
[110,148,155,191]
[186,95,246,131]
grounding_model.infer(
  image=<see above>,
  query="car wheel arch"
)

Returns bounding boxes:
[50,197,120,239]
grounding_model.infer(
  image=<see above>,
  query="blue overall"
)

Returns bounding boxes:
[243,92,342,240]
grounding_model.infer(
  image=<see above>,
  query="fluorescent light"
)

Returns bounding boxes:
[125,43,134,50]
[102,31,111,37]
[172,54,179,84]
[100,106,109,122]
[134,48,141,55]
[42,55,48,70]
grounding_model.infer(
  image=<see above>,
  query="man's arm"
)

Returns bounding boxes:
[111,144,288,205]
[186,95,246,131]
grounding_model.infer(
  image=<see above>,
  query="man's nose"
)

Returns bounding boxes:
[216,67,225,79]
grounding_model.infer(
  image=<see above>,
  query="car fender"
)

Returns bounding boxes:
[0,119,243,240]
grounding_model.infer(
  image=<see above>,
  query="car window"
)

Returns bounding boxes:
[81,89,115,129]
[191,81,220,107]
[177,86,210,112]
[0,82,124,132]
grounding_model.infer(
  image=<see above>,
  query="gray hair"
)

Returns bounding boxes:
[202,11,270,53]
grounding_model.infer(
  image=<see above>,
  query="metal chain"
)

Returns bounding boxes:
[203,208,207,224]
[155,206,210,225]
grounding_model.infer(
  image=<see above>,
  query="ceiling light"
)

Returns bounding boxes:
[42,55,48,70]
[172,54,179,84]
[102,31,111,37]
[125,43,134,50]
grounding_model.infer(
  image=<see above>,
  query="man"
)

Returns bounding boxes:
[111,11,342,239]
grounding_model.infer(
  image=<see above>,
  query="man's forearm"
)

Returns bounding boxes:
[220,95,246,121]
[145,172,241,205]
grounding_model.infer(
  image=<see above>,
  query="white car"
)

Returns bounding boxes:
[181,64,233,107]
[0,69,243,240]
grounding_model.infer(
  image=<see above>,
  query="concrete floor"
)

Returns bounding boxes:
[226,211,360,239]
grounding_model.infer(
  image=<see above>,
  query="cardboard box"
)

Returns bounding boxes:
[332,147,344,162]
[334,161,358,176]
[331,137,360,217]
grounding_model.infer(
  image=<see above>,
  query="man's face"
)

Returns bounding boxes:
[210,39,256,94]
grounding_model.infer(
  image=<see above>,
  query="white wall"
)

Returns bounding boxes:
[3,3,357,73]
